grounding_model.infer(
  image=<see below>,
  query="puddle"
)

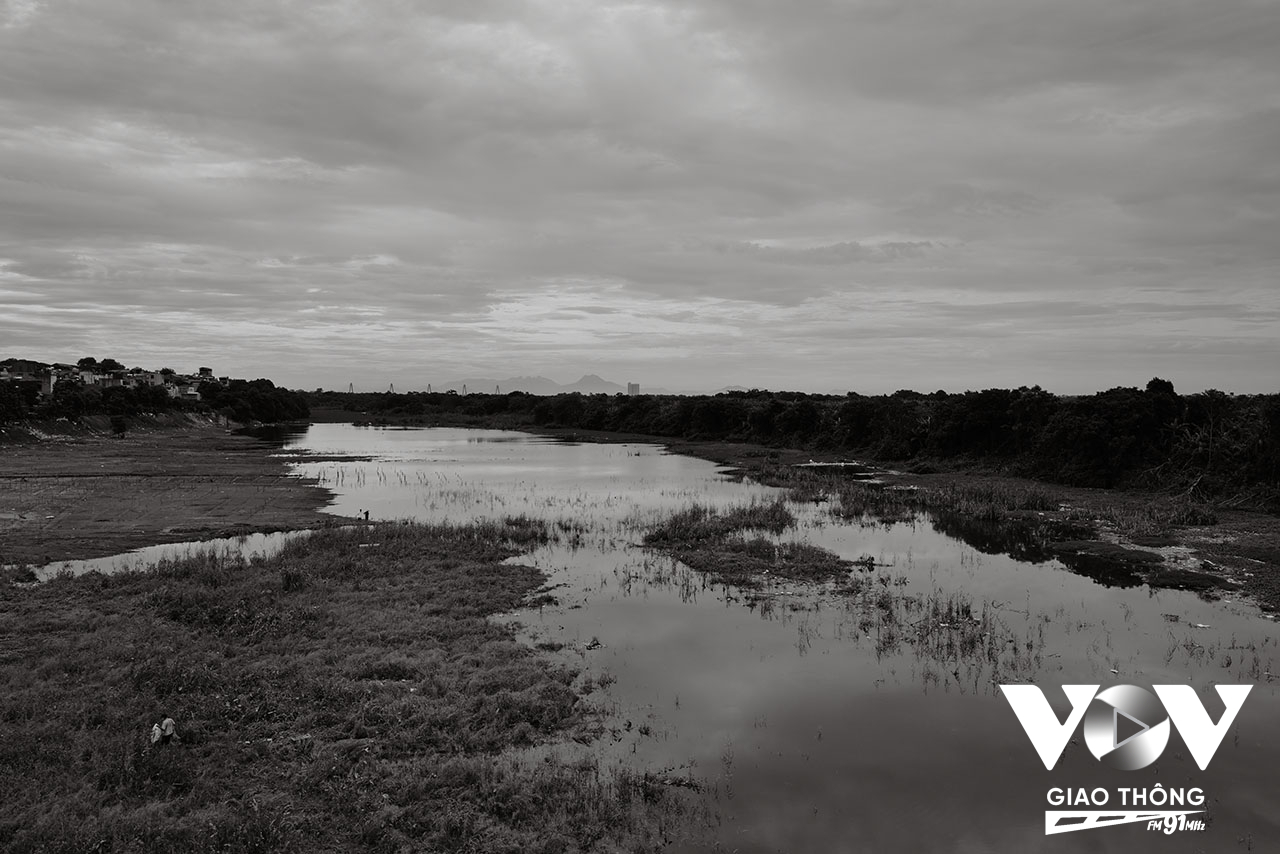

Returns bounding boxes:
[31,530,310,580]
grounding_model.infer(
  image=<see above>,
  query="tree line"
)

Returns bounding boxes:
[0,376,308,426]
[305,380,1279,507]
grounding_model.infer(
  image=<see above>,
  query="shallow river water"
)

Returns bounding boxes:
[44,424,1280,851]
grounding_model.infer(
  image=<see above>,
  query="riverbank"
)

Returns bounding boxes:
[6,412,1277,610]
[0,520,697,852]
[0,423,333,567]
[328,411,1276,612]
[534,426,1280,610]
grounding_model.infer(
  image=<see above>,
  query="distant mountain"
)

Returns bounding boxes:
[562,374,625,394]
[435,374,627,395]
[429,374,758,395]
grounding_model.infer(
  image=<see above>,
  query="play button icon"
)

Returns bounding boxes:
[1084,685,1171,769]
[1114,708,1149,748]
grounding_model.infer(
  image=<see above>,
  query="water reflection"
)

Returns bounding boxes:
[928,511,1234,593]
[42,424,1280,850]
[233,422,310,447]
[273,425,1280,852]
[34,529,310,579]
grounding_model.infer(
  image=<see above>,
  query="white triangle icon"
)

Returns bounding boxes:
[1114,707,1150,749]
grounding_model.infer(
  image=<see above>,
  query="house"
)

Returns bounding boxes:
[1,359,47,381]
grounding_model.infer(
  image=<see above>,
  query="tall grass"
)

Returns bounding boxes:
[643,499,795,546]
[0,521,699,853]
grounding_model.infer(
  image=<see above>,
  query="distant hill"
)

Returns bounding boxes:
[435,374,628,395]
[426,374,747,395]
[563,374,625,394]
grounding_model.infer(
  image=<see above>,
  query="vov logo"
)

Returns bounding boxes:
[1002,684,1252,770]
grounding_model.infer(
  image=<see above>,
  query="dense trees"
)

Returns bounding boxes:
[0,373,308,426]
[305,381,1279,506]
[0,381,36,423]
[197,379,309,424]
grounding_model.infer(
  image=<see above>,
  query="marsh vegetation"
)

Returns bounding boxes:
[6,424,1278,852]
[0,521,701,853]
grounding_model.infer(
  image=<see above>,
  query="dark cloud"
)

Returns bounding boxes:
[1,0,1276,392]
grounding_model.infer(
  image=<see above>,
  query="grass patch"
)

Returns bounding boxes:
[643,500,794,546]
[665,538,854,588]
[0,521,699,853]
[1101,497,1219,539]
[835,581,1043,681]
[644,502,850,588]
[831,480,1058,524]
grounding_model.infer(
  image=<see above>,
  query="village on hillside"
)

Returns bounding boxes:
[0,357,309,426]
[0,357,237,403]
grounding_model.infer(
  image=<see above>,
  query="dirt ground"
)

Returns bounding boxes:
[0,424,334,566]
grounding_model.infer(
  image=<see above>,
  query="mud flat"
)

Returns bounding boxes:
[0,425,334,567]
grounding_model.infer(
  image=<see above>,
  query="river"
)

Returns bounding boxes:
[37,423,1280,852]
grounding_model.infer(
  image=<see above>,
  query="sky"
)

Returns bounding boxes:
[1,0,1277,394]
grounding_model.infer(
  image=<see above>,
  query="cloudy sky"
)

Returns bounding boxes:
[1,0,1277,393]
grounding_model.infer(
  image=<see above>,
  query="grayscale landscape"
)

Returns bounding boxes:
[2,1,1278,852]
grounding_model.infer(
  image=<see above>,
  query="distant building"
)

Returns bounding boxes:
[627,383,640,396]
[198,367,213,378]
[3,359,46,379]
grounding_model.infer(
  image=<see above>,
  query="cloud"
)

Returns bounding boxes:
[0,0,1276,392]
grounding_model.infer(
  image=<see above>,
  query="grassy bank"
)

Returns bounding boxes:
[0,521,698,853]
[756,464,1243,596]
